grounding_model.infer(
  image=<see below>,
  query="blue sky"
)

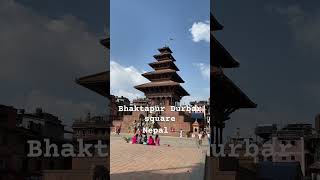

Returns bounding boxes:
[110,0,210,104]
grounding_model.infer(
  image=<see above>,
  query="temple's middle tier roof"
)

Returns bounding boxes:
[142,69,184,83]
[211,36,239,68]
[149,60,179,71]
[153,53,176,61]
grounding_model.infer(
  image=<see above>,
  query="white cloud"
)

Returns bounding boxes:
[110,61,148,100]
[189,21,210,42]
[193,63,210,80]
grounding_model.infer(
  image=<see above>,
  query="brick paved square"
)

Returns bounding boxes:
[110,135,207,180]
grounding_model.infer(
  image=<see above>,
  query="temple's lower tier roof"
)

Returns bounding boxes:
[211,71,256,109]
[76,71,108,97]
[142,69,184,83]
[135,80,178,87]
[134,81,189,96]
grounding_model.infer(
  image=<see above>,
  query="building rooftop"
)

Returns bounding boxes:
[190,101,209,106]
[72,116,108,128]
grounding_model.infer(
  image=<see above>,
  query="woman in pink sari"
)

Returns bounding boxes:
[131,134,138,144]
[147,136,155,145]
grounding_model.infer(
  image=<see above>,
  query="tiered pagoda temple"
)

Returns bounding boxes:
[210,14,257,154]
[135,46,189,106]
[112,47,194,136]
[203,13,258,180]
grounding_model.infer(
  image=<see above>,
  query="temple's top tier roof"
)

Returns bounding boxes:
[158,46,173,54]
[100,38,110,48]
[153,53,176,61]
[211,14,223,31]
[153,46,176,61]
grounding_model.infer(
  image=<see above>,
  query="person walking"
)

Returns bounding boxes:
[155,134,160,146]
[207,132,211,145]
[198,131,203,147]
